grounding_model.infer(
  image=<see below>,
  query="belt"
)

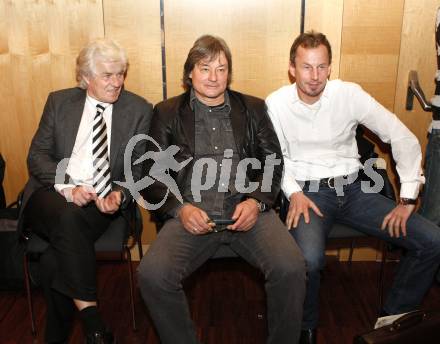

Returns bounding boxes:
[300,171,361,190]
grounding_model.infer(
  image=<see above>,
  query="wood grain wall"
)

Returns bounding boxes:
[304,0,344,79]
[338,0,406,260]
[102,0,163,243]
[0,0,104,203]
[1,0,439,254]
[164,0,301,99]
[394,0,440,154]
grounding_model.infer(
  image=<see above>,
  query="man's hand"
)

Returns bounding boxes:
[70,185,97,207]
[95,191,122,214]
[228,199,260,232]
[381,204,415,238]
[287,192,323,229]
[179,204,213,235]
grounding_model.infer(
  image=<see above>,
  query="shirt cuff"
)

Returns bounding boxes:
[400,182,421,200]
[283,180,303,200]
[54,184,76,202]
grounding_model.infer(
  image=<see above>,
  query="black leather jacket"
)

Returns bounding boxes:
[142,90,283,221]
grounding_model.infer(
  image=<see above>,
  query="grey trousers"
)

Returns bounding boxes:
[137,210,306,344]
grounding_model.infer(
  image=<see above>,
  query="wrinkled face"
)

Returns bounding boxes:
[289,44,331,104]
[190,51,228,106]
[84,60,125,103]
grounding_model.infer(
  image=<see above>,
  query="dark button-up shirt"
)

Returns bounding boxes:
[181,89,242,218]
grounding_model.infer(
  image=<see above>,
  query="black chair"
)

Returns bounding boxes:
[21,200,143,336]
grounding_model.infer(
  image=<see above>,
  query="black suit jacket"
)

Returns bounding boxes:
[142,89,284,221]
[20,87,152,225]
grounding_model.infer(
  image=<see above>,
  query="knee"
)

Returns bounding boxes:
[411,218,440,258]
[302,249,326,274]
[39,206,91,251]
[137,256,160,291]
[56,206,85,236]
[137,253,179,295]
[58,205,82,223]
[269,253,306,284]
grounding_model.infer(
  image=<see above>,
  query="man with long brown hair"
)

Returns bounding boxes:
[138,35,306,344]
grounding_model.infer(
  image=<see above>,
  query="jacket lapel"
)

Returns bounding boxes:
[63,89,86,157]
[179,94,195,154]
[110,92,128,171]
[228,91,247,153]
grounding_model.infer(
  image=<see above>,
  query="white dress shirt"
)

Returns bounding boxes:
[266,79,424,199]
[54,95,112,198]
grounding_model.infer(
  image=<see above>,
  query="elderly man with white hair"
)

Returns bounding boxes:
[21,38,152,343]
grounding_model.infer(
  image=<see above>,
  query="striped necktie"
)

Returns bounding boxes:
[92,104,112,198]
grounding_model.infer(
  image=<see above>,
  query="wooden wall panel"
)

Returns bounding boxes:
[164,0,301,99]
[339,0,405,201]
[0,0,104,203]
[340,0,405,111]
[338,0,405,260]
[1,0,437,254]
[103,0,163,243]
[304,0,344,79]
[103,0,163,105]
[394,0,440,156]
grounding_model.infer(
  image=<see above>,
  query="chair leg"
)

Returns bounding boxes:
[125,246,137,331]
[378,242,388,314]
[23,253,37,336]
[348,239,356,266]
[133,206,143,259]
[137,235,143,259]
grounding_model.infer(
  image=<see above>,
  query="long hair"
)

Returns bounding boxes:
[183,35,232,90]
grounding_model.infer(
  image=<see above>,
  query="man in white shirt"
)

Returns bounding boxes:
[266,31,440,344]
[22,39,152,343]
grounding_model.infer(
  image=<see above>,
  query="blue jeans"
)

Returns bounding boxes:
[290,180,440,330]
[137,210,306,344]
[420,128,440,225]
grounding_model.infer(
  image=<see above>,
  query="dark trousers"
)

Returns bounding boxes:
[137,210,306,344]
[292,180,440,330]
[24,188,115,342]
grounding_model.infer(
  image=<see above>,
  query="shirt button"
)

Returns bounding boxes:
[214,146,218,150]
[209,109,212,112]
[212,127,216,131]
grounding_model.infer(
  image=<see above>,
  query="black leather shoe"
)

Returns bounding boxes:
[85,329,115,344]
[299,328,317,344]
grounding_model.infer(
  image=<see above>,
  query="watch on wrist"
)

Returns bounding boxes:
[399,197,417,206]
[247,197,267,212]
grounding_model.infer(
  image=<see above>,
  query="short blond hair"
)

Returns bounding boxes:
[76,38,128,89]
